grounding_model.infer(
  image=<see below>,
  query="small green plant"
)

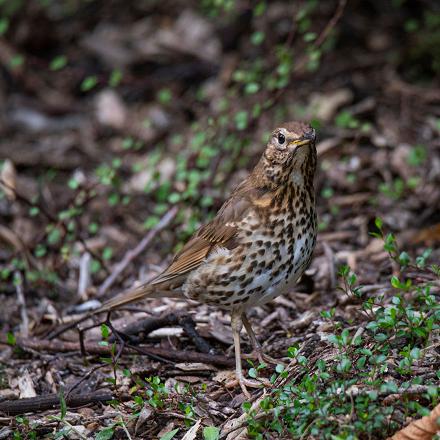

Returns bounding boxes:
[240,217,439,439]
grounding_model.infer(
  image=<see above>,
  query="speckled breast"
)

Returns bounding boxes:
[183,200,317,310]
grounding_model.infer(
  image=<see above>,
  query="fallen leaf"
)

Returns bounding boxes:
[182,419,201,440]
[174,362,217,371]
[412,223,440,245]
[388,404,440,440]
[95,89,127,129]
[16,370,37,398]
[308,88,353,122]
[134,403,154,434]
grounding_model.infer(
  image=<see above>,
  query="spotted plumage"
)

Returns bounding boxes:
[94,121,317,396]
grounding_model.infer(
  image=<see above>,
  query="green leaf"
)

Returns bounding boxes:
[374,333,388,342]
[6,331,16,346]
[102,247,113,261]
[101,324,110,339]
[356,356,366,369]
[234,111,248,130]
[50,55,67,71]
[159,429,179,440]
[248,368,257,378]
[203,426,220,440]
[0,18,9,35]
[251,31,265,45]
[95,427,115,440]
[9,54,25,69]
[242,401,252,412]
[303,32,317,42]
[81,76,98,92]
[390,276,401,289]
[29,206,40,216]
[327,334,340,346]
[68,178,79,190]
[275,364,284,373]
[59,390,67,420]
[245,82,260,94]
[109,69,123,87]
[410,347,421,360]
[47,228,61,245]
[157,88,172,104]
[375,217,383,230]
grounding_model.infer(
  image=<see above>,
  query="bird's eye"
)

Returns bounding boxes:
[277,133,285,144]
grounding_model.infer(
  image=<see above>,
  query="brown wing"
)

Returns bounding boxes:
[151,179,268,285]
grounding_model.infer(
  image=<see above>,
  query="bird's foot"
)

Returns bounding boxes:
[251,348,284,367]
[234,371,271,398]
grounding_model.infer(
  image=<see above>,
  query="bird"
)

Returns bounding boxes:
[92,121,317,396]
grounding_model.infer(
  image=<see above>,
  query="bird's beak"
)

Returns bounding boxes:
[289,128,316,148]
[291,139,311,147]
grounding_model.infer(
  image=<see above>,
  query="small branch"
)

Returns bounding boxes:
[178,315,214,354]
[0,391,125,416]
[14,271,29,338]
[110,313,215,354]
[1,337,235,367]
[314,0,347,48]
[97,206,179,297]
[77,252,91,300]
[108,312,180,342]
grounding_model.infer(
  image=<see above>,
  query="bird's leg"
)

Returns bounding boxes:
[231,310,265,397]
[242,313,281,366]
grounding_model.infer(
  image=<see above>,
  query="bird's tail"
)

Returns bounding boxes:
[94,282,181,314]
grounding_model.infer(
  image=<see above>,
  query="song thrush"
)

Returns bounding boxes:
[94,121,317,396]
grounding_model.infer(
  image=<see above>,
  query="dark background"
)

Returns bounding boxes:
[0,0,439,438]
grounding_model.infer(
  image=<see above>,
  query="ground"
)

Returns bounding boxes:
[0,1,439,439]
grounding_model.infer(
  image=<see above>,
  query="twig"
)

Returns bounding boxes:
[178,315,215,354]
[77,252,91,300]
[65,364,107,399]
[322,242,336,289]
[108,312,180,342]
[107,312,215,353]
[0,391,124,416]
[314,0,347,48]
[0,337,235,367]
[14,271,29,338]
[97,206,179,297]
[118,416,133,440]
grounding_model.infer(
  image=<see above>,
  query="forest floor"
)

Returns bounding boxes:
[0,1,439,439]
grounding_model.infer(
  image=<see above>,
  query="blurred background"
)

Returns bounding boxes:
[1,0,439,300]
[0,0,439,435]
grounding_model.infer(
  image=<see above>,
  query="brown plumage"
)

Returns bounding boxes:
[94,121,317,396]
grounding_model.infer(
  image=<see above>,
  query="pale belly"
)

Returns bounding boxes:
[183,214,316,311]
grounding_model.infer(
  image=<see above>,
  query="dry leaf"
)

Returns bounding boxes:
[388,404,440,440]
[412,224,440,245]
[134,403,154,434]
[182,419,201,440]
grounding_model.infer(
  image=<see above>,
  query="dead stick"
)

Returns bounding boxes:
[108,312,180,342]
[0,391,126,416]
[14,271,29,338]
[108,313,215,354]
[97,206,179,297]
[1,337,235,367]
[178,315,214,354]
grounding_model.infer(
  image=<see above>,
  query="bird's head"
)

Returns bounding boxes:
[259,121,317,188]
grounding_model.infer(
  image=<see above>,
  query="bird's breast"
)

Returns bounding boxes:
[183,204,316,310]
